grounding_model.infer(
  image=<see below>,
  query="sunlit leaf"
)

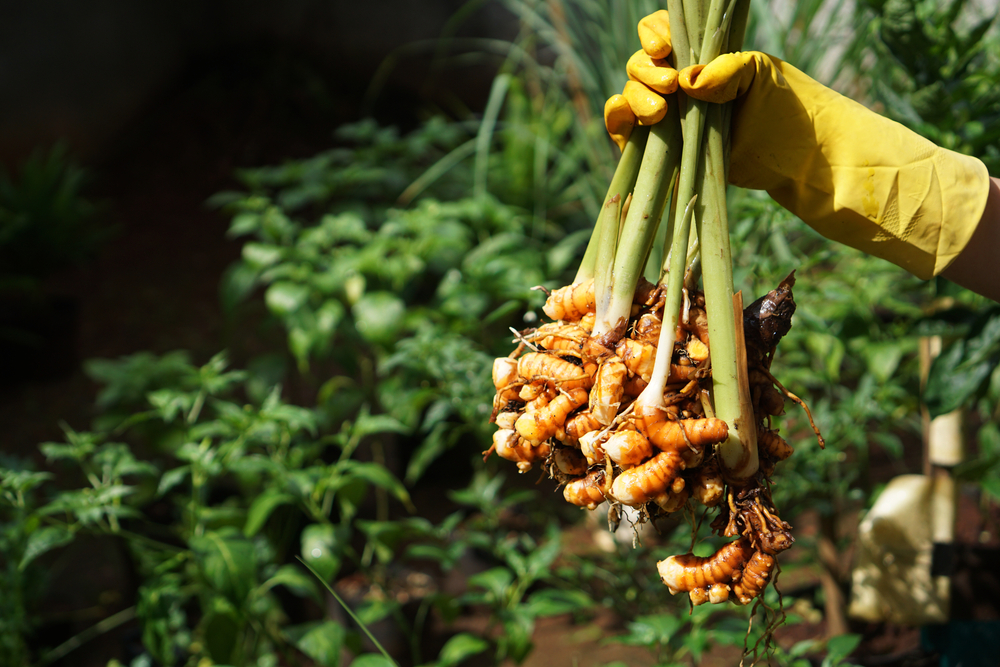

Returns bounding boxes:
[266,281,311,316]
[244,488,294,537]
[284,620,346,667]
[301,523,341,583]
[19,525,74,570]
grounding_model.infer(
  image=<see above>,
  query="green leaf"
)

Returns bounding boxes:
[524,588,592,618]
[926,307,1000,416]
[258,564,321,602]
[616,614,684,648]
[862,341,905,383]
[266,281,311,316]
[805,332,845,382]
[353,411,410,439]
[523,534,561,581]
[350,655,396,667]
[244,488,294,537]
[220,261,259,312]
[229,211,262,237]
[147,389,195,422]
[435,633,489,667]
[315,299,345,339]
[0,469,52,497]
[355,597,399,625]
[497,605,534,663]
[546,228,590,275]
[341,461,411,507]
[467,567,513,604]
[190,531,257,605]
[289,327,315,370]
[353,292,406,344]
[405,422,457,484]
[925,340,993,416]
[157,465,190,497]
[301,523,341,583]
[404,542,464,570]
[284,621,347,667]
[241,242,283,269]
[20,525,74,570]
[201,599,241,665]
[963,308,1000,367]
[822,633,861,666]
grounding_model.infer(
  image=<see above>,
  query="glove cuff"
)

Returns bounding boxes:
[771,147,990,281]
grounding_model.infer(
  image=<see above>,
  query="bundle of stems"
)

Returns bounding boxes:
[576,0,757,483]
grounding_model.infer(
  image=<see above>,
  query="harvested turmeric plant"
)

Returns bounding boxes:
[485,0,823,610]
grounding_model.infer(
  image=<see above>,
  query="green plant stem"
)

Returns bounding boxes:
[644,0,757,481]
[37,606,137,666]
[593,108,682,339]
[635,83,707,410]
[669,0,693,71]
[593,194,623,324]
[639,194,698,407]
[698,0,736,63]
[728,0,752,58]
[699,104,758,480]
[299,557,400,667]
[575,127,648,284]
[682,0,705,60]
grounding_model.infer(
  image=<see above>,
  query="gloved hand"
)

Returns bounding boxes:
[604,14,992,280]
[679,52,990,280]
[604,10,678,151]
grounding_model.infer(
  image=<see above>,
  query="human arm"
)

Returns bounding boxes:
[940,177,1000,303]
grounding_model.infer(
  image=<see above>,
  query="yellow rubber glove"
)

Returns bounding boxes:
[679,52,991,279]
[604,11,678,151]
[604,94,636,152]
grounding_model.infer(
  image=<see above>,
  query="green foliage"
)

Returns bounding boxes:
[1,351,412,666]
[859,0,1000,171]
[214,120,580,483]
[857,0,1000,500]
[0,143,106,283]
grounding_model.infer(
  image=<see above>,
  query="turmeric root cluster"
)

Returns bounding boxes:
[658,484,793,606]
[487,274,807,607]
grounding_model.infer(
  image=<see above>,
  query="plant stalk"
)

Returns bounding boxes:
[638,0,758,483]
[593,194,623,322]
[592,105,681,339]
[575,127,649,283]
[700,104,758,480]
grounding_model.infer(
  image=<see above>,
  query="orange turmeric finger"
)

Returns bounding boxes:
[732,551,776,605]
[590,356,627,425]
[515,387,588,445]
[517,352,596,390]
[633,403,729,454]
[657,538,753,594]
[611,450,685,507]
[564,470,607,509]
[543,279,595,321]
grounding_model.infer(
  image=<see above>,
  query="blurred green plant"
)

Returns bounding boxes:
[210,117,595,484]
[856,0,1000,499]
[858,0,1000,172]
[0,351,610,667]
[0,143,106,284]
